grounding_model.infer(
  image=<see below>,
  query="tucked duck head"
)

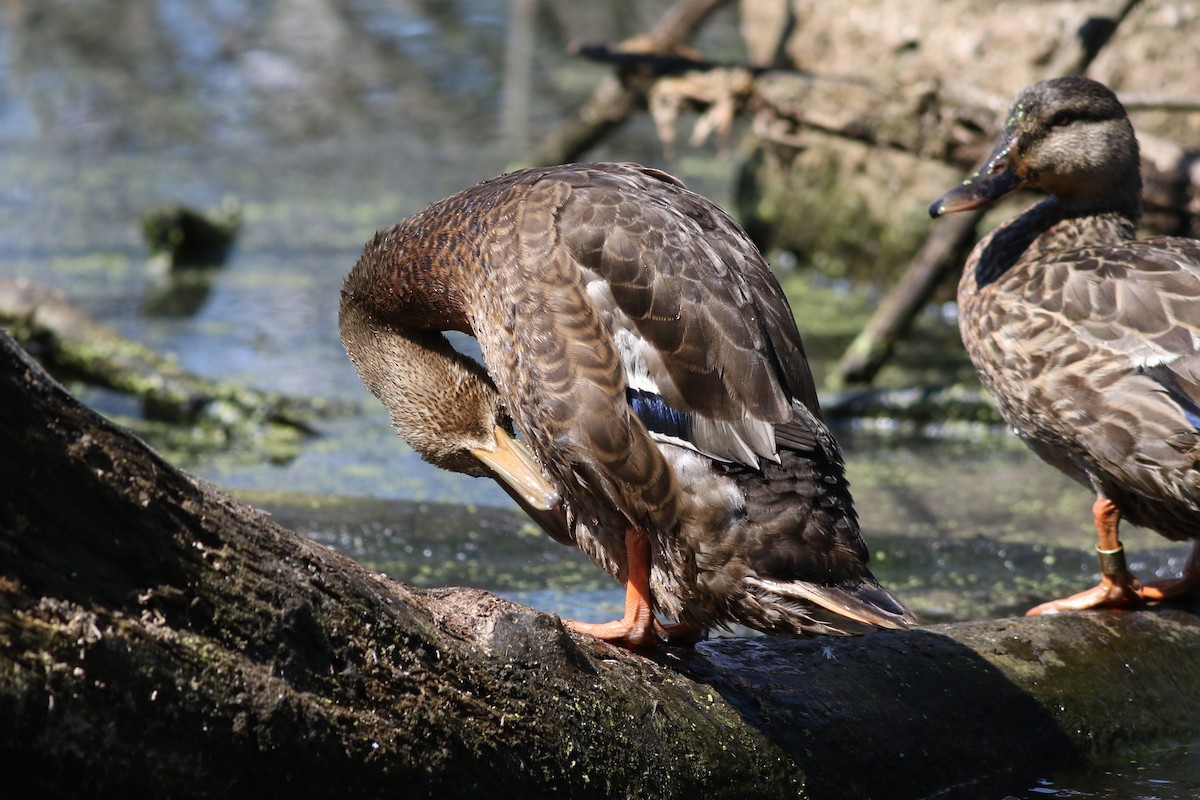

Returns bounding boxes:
[338,288,562,528]
[930,77,1140,217]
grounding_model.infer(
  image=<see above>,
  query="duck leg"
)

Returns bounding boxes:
[1027,497,1144,615]
[1140,540,1200,600]
[565,527,662,648]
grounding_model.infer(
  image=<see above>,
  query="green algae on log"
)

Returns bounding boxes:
[2,327,1199,800]
[0,277,335,459]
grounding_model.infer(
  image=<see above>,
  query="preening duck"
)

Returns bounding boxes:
[340,162,915,647]
[930,77,1200,614]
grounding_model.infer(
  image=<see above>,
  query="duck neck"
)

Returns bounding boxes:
[968,184,1141,292]
[339,297,498,477]
[342,218,475,334]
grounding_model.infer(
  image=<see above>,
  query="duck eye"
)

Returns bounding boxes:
[1051,112,1073,127]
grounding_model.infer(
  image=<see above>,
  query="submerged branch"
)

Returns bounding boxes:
[0,277,335,443]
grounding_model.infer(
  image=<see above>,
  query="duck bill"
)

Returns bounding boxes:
[928,137,1024,217]
[471,426,558,510]
[471,427,572,544]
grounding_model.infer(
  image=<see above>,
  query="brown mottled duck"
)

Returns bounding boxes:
[340,162,915,647]
[930,77,1200,615]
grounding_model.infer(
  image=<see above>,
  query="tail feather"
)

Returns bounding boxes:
[745,575,918,634]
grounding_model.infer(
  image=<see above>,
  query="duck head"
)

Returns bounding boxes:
[929,76,1140,217]
[339,297,568,540]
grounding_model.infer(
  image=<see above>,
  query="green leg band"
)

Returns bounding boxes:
[1096,545,1127,578]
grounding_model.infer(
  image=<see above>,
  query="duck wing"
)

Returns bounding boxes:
[554,163,821,467]
[469,162,823,539]
[472,166,684,537]
[996,238,1200,485]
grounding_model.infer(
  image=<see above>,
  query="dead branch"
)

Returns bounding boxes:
[529,0,734,166]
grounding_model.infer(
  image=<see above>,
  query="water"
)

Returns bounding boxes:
[996,743,1200,800]
[0,2,1195,796]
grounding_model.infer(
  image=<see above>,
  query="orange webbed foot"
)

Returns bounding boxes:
[564,616,662,649]
[564,526,662,649]
[1029,498,1152,616]
[1026,573,1143,616]
[1139,540,1200,601]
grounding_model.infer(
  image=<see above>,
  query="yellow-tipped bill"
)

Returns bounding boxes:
[471,426,559,512]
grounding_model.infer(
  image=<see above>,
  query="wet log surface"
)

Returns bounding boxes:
[2,327,1199,800]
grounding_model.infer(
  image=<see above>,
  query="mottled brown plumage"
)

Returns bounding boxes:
[930,77,1200,613]
[341,162,914,645]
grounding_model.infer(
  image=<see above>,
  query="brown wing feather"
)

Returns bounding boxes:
[553,163,820,462]
[468,170,681,541]
[970,236,1200,536]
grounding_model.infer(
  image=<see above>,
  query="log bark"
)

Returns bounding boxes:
[2,327,1200,800]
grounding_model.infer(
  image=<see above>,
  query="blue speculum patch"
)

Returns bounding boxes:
[627,388,694,442]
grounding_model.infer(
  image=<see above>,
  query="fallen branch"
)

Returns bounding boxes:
[529,0,733,166]
[570,42,736,76]
[823,382,1002,427]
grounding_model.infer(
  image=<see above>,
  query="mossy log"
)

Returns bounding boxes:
[0,277,330,441]
[2,328,1199,800]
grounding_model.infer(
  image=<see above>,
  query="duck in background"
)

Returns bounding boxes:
[930,77,1200,614]
[340,161,915,647]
